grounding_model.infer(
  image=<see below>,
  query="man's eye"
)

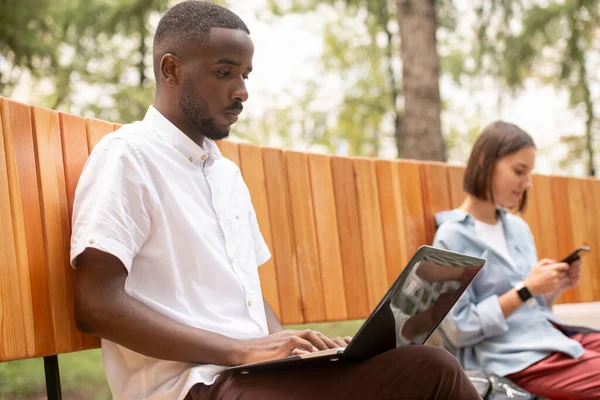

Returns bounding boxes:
[218,71,231,77]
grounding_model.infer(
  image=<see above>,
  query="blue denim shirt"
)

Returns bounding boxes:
[433,208,584,377]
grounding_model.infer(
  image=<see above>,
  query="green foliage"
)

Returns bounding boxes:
[468,0,600,176]
[261,0,400,156]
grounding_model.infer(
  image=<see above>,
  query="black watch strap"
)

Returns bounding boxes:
[515,282,533,302]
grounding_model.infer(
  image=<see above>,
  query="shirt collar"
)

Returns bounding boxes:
[142,106,222,164]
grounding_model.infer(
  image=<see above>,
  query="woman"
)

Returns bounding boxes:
[433,121,600,400]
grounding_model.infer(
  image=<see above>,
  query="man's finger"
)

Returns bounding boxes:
[290,336,318,353]
[331,337,348,348]
[299,330,329,351]
[316,332,340,349]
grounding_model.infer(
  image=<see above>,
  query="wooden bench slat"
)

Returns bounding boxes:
[307,154,348,321]
[447,166,466,209]
[397,161,428,264]
[420,163,453,244]
[573,178,595,303]
[238,144,281,318]
[262,148,303,324]
[529,175,559,261]
[286,151,326,322]
[331,156,370,319]
[31,106,82,354]
[0,99,54,358]
[375,160,409,287]
[551,176,576,304]
[0,101,31,361]
[217,140,241,167]
[589,180,600,301]
[85,118,114,151]
[354,158,388,311]
[521,174,542,253]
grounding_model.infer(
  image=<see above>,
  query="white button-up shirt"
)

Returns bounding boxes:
[70,106,271,400]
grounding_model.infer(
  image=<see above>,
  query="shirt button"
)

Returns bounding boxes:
[248,300,253,307]
[201,155,208,161]
[88,238,95,244]
[188,156,193,162]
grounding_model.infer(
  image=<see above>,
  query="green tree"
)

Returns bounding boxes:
[470,0,600,176]
[265,0,457,160]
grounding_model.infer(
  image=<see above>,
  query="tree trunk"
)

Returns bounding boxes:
[396,0,445,161]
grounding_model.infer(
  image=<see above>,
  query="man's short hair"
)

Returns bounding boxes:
[153,1,250,81]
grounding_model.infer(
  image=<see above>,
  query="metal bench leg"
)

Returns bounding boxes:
[44,355,62,400]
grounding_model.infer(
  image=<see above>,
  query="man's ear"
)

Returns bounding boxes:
[160,54,181,87]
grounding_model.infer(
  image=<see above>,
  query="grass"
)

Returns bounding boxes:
[0,320,364,399]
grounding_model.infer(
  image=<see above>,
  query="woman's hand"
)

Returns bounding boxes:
[559,258,582,291]
[524,259,569,296]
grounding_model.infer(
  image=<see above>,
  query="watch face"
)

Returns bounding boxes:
[517,286,532,302]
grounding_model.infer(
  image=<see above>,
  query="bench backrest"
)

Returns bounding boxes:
[1,96,599,362]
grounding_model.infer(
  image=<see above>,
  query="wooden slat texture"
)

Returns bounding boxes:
[588,179,600,301]
[376,160,408,287]
[520,174,541,253]
[331,156,370,319]
[31,106,83,354]
[571,178,595,303]
[216,140,241,167]
[397,161,428,262]
[531,175,559,261]
[420,162,453,244]
[262,148,303,324]
[286,151,326,322]
[354,158,388,311]
[60,113,89,219]
[447,166,466,209]
[238,144,281,317]
[0,99,53,359]
[0,102,30,361]
[61,113,101,350]
[85,118,113,151]
[551,176,576,304]
[307,154,348,321]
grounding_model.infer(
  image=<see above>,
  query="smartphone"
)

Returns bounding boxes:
[560,246,591,264]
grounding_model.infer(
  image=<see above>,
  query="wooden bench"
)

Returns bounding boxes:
[1,97,599,399]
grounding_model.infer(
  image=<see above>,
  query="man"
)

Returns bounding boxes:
[71,1,480,399]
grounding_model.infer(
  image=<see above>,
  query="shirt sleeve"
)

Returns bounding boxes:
[249,206,271,267]
[434,227,509,348]
[70,137,155,272]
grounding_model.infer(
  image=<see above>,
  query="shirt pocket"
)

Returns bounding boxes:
[227,206,254,271]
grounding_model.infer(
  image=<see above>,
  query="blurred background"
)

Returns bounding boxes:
[2,0,600,398]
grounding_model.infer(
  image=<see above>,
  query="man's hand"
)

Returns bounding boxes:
[235,329,352,365]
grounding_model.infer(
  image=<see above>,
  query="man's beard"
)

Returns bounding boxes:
[179,83,230,141]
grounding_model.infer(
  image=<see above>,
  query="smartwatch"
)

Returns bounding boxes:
[514,281,533,303]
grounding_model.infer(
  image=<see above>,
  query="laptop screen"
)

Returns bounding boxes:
[344,246,484,358]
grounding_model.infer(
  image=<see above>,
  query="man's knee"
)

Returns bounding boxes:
[385,345,462,373]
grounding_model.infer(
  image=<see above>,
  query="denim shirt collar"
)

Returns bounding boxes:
[435,207,523,270]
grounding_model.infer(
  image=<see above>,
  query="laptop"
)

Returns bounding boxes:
[227,245,485,375]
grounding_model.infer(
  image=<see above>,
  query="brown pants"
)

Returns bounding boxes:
[186,346,480,399]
